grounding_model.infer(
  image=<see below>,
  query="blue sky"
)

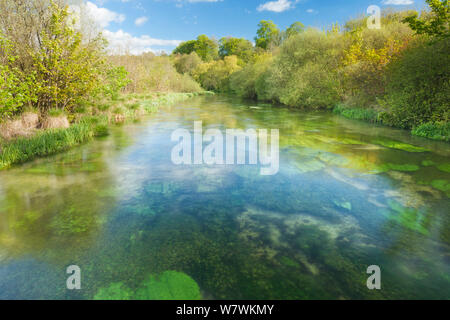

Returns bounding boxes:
[80,0,428,54]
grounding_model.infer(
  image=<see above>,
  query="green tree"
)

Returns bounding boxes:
[219,37,254,63]
[31,1,106,112]
[194,35,219,61]
[174,52,202,75]
[173,35,218,61]
[403,0,449,38]
[0,33,36,118]
[173,40,197,55]
[285,22,305,39]
[255,20,281,50]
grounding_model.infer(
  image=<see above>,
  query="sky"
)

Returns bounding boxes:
[78,0,429,54]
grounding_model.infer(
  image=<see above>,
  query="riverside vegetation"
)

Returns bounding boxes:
[1,1,448,169]
[0,0,210,168]
[172,0,449,142]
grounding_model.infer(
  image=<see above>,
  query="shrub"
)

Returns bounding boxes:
[192,56,241,91]
[263,29,344,109]
[412,122,450,141]
[0,33,36,119]
[381,38,450,128]
[229,53,273,99]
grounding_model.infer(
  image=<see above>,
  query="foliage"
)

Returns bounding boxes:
[381,38,449,128]
[98,65,131,101]
[219,37,254,63]
[192,56,241,91]
[412,122,450,141]
[30,2,107,113]
[173,35,219,62]
[229,52,273,99]
[403,0,449,39]
[333,104,381,123]
[109,54,201,93]
[341,14,413,107]
[262,29,344,109]
[255,20,281,50]
[174,52,202,75]
[285,22,305,39]
[0,33,36,119]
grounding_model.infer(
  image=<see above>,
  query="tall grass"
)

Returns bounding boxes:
[0,123,95,170]
[333,104,382,123]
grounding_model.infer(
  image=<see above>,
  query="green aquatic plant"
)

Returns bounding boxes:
[382,200,430,236]
[333,200,352,211]
[421,160,435,167]
[380,163,420,172]
[431,180,450,195]
[279,256,301,268]
[372,139,429,153]
[94,282,133,300]
[94,271,201,300]
[50,207,96,236]
[135,271,201,300]
[437,164,450,173]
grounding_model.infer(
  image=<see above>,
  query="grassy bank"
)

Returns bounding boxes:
[332,105,382,123]
[0,92,213,170]
[332,104,450,142]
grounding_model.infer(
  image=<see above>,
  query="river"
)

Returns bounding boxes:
[0,95,449,299]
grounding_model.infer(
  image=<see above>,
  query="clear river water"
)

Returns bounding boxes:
[0,95,449,299]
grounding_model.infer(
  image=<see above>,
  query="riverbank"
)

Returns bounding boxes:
[332,104,450,142]
[0,92,213,170]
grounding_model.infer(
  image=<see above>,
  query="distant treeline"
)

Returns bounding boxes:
[172,0,449,141]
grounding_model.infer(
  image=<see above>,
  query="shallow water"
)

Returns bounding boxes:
[0,95,449,300]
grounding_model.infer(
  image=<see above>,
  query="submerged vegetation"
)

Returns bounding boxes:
[0,95,448,300]
[94,271,201,300]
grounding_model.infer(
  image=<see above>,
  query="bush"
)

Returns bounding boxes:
[0,33,36,119]
[174,52,202,75]
[263,29,344,109]
[381,38,450,129]
[229,53,273,99]
[412,122,450,141]
[109,54,201,93]
[192,55,241,91]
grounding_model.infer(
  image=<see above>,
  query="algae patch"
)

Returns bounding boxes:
[94,271,201,300]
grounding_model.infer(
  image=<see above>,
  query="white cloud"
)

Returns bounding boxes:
[103,29,182,55]
[382,0,414,5]
[84,1,125,28]
[257,0,294,13]
[70,2,181,55]
[135,16,149,26]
